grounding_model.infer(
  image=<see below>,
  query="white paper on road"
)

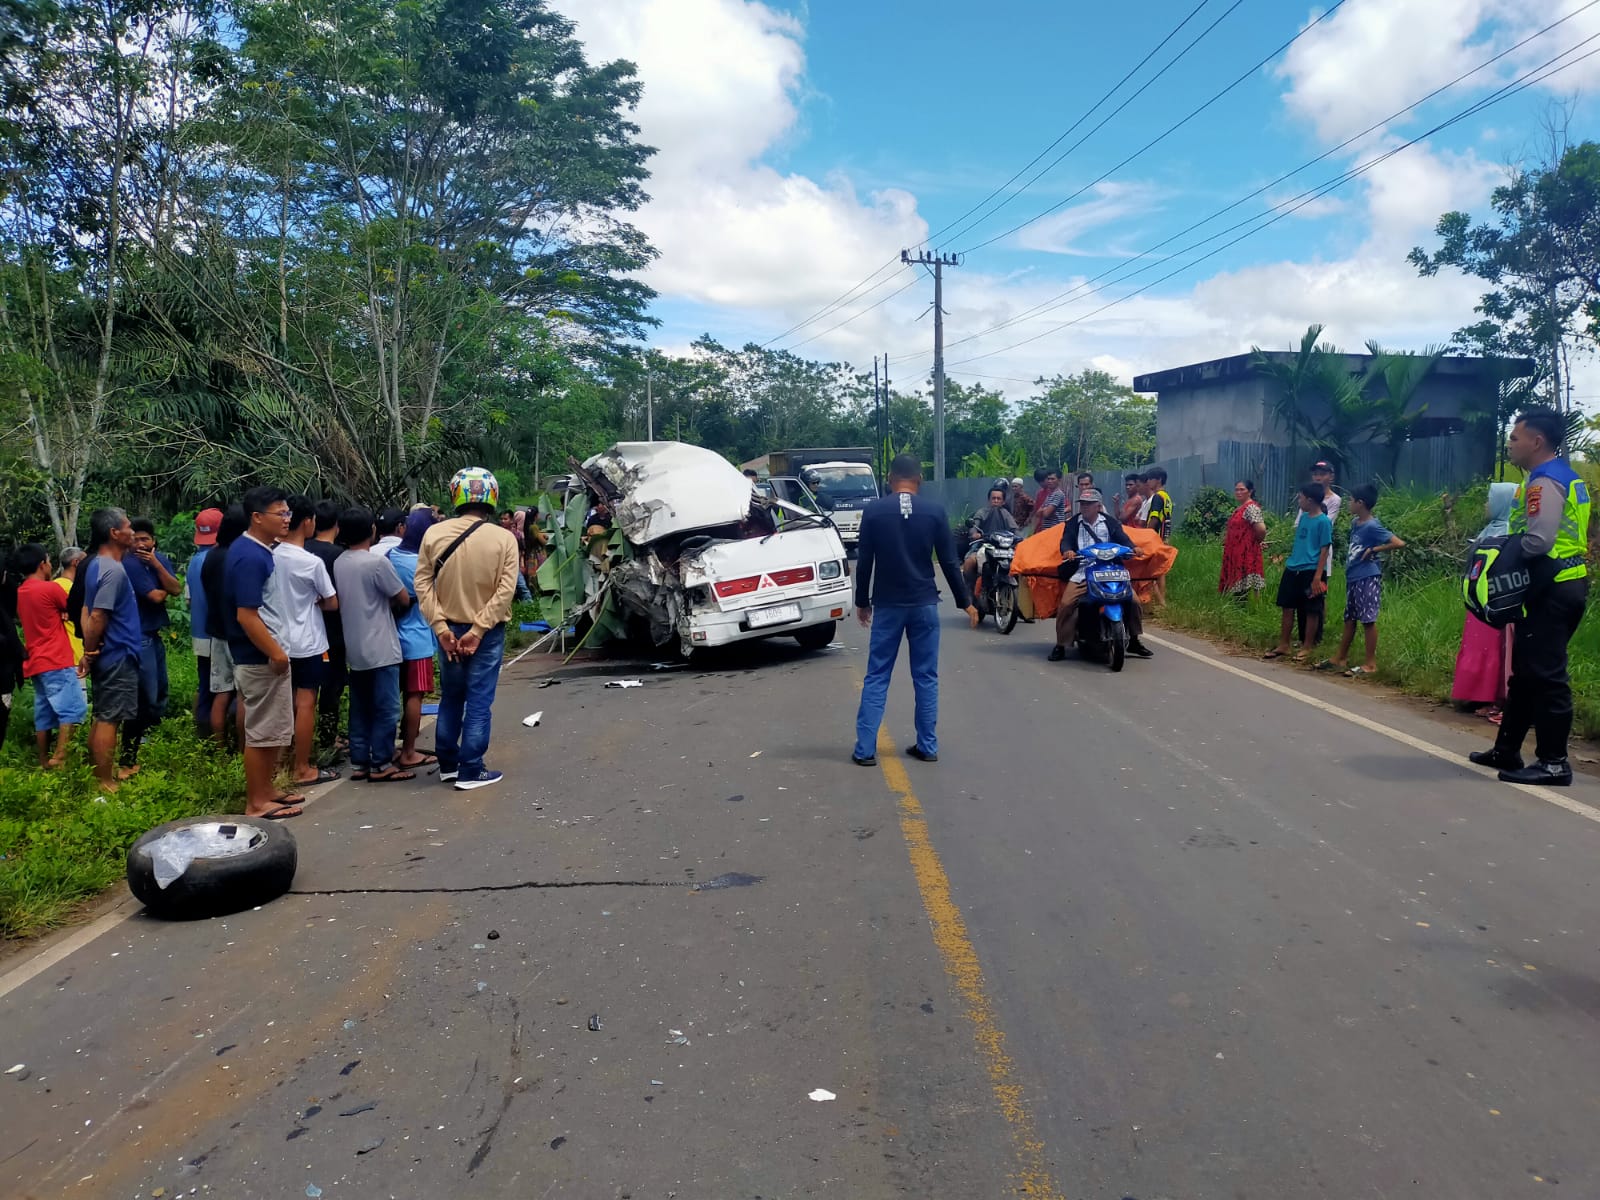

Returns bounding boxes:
[808,1088,836,1102]
[605,680,643,689]
[522,711,544,727]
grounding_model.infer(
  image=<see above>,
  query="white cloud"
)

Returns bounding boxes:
[1013,181,1160,256]
[1276,0,1600,146]
[552,0,926,320]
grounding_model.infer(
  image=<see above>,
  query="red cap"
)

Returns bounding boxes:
[194,507,224,546]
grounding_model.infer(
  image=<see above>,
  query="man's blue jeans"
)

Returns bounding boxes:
[853,603,941,760]
[436,622,506,779]
[348,663,401,771]
[121,633,170,764]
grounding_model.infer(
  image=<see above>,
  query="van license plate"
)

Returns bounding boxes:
[747,603,803,629]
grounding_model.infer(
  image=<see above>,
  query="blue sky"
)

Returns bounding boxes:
[555,0,1600,403]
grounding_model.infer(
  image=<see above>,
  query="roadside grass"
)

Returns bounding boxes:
[0,647,244,940]
[1158,528,1600,741]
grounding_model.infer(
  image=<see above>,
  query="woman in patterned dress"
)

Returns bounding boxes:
[1218,479,1267,598]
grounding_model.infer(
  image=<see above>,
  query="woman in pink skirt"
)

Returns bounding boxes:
[1451,483,1516,720]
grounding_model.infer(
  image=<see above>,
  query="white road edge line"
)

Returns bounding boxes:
[0,711,447,1003]
[1146,633,1600,825]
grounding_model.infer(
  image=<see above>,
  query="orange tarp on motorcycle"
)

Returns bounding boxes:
[1009,525,1178,618]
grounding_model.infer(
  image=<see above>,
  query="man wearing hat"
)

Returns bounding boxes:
[1047,489,1154,662]
[415,467,521,792]
[186,507,223,736]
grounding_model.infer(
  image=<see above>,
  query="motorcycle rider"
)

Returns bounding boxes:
[1047,489,1155,663]
[963,485,1019,594]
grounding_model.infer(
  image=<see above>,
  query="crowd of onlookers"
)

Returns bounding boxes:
[0,468,524,818]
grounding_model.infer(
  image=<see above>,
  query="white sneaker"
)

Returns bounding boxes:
[438,768,458,783]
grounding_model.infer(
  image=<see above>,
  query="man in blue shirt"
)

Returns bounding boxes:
[186,507,222,737]
[121,516,181,770]
[223,486,301,819]
[1265,483,1332,661]
[850,454,979,766]
[79,508,143,791]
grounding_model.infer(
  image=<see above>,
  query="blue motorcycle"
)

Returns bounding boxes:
[1072,541,1137,672]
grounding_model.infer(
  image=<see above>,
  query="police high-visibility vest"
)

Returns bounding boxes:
[1511,459,1591,583]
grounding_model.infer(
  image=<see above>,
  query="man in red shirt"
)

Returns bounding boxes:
[15,544,88,767]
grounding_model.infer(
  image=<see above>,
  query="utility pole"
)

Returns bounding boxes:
[646,365,654,442]
[872,356,881,481]
[902,249,960,482]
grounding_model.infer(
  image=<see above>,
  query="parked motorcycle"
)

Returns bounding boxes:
[1071,541,1136,671]
[972,531,1020,634]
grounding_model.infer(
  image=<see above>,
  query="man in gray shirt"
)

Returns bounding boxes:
[332,508,412,781]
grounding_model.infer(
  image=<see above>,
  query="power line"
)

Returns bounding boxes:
[780,268,920,354]
[953,0,1350,256]
[912,0,1225,253]
[945,37,1600,368]
[944,0,1600,352]
[936,0,1247,251]
[759,0,1243,351]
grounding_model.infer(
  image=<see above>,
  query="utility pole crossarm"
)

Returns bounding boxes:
[902,249,961,483]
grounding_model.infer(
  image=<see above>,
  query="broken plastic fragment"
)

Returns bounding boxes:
[587,1014,602,1031]
[4,1064,24,1074]
[342,1019,357,1031]
[604,679,643,689]
[748,750,762,758]
[536,679,561,688]
[355,1137,385,1155]
[808,1088,836,1102]
[305,1187,322,1198]
[522,711,543,728]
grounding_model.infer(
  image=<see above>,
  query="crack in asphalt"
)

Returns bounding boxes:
[289,871,764,896]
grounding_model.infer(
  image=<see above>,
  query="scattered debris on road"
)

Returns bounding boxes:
[808,1088,837,1102]
[486,929,500,940]
[354,1137,385,1155]
[666,1029,690,1045]
[521,710,544,727]
[338,1101,377,1117]
[694,872,764,891]
[605,679,643,689]
[536,678,562,688]
[5,1063,25,1074]
[587,1014,602,1031]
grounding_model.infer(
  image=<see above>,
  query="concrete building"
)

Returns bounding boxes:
[1133,350,1535,464]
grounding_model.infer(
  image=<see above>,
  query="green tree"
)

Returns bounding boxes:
[163,0,658,501]
[1409,139,1600,408]
[1252,325,1373,475]
[1011,369,1153,471]
[1362,341,1445,479]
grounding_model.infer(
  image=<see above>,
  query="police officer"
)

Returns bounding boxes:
[850,454,979,767]
[1470,407,1590,786]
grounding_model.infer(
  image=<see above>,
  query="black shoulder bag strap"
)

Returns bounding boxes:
[430,519,485,579]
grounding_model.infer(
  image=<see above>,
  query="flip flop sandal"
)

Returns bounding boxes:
[1312,659,1340,671]
[1344,666,1372,677]
[296,767,341,786]
[260,803,303,820]
[397,752,438,767]
[348,769,370,782]
[1262,649,1287,660]
[367,767,417,783]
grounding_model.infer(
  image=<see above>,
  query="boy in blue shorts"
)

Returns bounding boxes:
[1266,484,1332,661]
[1321,482,1405,677]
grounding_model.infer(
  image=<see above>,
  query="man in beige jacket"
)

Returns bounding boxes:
[415,467,521,791]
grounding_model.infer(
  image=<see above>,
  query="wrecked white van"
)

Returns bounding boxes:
[581,442,851,657]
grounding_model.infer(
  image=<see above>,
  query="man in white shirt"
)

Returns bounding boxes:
[1048,489,1153,662]
[274,495,340,787]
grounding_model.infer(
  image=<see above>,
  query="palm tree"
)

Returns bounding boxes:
[1363,341,1445,479]
[1252,325,1371,475]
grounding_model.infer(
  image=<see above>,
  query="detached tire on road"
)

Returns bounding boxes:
[794,620,837,651]
[127,815,298,920]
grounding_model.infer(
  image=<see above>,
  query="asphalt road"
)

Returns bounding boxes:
[4,610,1600,1199]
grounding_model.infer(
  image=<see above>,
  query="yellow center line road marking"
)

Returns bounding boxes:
[1146,633,1600,824]
[877,730,1067,1199]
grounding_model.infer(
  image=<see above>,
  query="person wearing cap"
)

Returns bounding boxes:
[186,506,223,736]
[415,467,521,792]
[1048,488,1154,662]
[1008,476,1033,527]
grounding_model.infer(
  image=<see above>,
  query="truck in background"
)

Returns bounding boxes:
[740,447,879,549]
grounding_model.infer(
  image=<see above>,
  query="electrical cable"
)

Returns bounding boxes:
[945,37,1600,368]
[944,0,1600,350]
[952,0,1350,255]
